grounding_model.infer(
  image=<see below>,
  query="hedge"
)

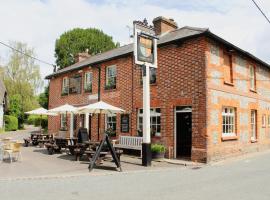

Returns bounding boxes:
[4,115,18,131]
[27,115,48,129]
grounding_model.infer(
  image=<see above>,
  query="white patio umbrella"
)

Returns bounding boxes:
[48,104,78,114]
[77,101,125,140]
[78,101,125,114]
[25,107,57,132]
[48,104,78,138]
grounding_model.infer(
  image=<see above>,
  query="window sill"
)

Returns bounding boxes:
[250,89,257,93]
[224,81,234,86]
[221,135,238,141]
[251,139,257,143]
[104,88,117,92]
[84,90,92,94]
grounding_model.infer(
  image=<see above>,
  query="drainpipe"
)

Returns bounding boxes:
[97,66,101,140]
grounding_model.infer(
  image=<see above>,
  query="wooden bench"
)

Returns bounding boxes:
[113,136,143,157]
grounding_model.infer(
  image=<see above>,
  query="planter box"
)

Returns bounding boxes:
[152,152,165,160]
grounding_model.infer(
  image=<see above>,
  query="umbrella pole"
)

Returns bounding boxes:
[40,114,42,134]
[98,113,100,141]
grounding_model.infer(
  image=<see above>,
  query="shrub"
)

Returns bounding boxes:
[151,144,166,153]
[4,115,18,131]
[27,115,48,129]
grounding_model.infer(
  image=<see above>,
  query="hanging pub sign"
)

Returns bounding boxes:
[133,19,158,68]
[121,114,129,133]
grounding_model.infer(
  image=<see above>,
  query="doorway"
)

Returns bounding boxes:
[175,106,192,159]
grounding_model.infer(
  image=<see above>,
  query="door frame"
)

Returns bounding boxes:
[174,106,192,159]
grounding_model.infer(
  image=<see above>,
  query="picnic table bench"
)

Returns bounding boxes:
[113,136,143,156]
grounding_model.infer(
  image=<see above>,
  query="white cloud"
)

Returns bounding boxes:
[0,0,269,81]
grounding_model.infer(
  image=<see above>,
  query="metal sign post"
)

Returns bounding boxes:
[133,19,157,167]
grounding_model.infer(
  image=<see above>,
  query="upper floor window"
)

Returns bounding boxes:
[138,108,161,137]
[105,65,117,90]
[222,107,236,137]
[62,77,69,96]
[84,72,93,93]
[69,74,82,94]
[223,52,233,84]
[249,65,256,91]
[140,68,156,84]
[210,43,220,65]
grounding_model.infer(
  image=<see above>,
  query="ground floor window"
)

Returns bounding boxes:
[138,108,161,137]
[60,113,67,130]
[222,107,236,137]
[251,110,257,140]
[105,114,117,136]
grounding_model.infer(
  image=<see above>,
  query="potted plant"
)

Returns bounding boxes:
[151,144,166,160]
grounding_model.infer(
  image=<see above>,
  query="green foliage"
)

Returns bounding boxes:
[151,144,166,153]
[27,115,48,129]
[39,86,49,109]
[3,41,41,128]
[8,94,22,117]
[4,115,18,131]
[55,28,119,69]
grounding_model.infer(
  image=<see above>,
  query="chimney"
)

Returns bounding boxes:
[75,50,91,63]
[152,16,178,35]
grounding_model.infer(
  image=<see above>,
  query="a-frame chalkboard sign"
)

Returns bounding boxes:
[89,134,122,172]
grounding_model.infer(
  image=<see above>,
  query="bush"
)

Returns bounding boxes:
[27,115,48,129]
[151,144,166,153]
[4,115,18,131]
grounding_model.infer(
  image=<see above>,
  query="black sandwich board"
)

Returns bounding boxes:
[88,134,122,172]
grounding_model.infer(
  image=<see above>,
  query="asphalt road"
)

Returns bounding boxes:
[1,150,270,200]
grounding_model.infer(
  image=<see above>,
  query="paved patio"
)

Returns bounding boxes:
[0,126,196,180]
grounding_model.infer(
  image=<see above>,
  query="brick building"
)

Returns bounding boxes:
[46,16,270,162]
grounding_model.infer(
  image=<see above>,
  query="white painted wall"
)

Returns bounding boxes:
[0,105,3,129]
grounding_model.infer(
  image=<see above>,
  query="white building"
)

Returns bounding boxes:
[0,79,7,129]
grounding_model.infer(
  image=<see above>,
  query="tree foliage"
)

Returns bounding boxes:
[38,85,49,109]
[3,41,42,128]
[55,28,119,69]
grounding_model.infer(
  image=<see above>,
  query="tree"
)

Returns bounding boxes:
[3,41,42,128]
[39,85,49,109]
[55,28,119,69]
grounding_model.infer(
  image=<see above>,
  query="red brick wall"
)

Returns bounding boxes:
[48,36,208,162]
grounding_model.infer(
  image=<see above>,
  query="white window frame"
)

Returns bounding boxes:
[106,65,117,87]
[105,113,117,132]
[249,65,255,90]
[62,77,69,94]
[262,114,266,128]
[138,108,161,137]
[60,113,67,130]
[222,107,236,137]
[84,72,93,92]
[251,110,257,141]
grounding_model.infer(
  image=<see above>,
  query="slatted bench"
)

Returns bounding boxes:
[113,136,143,157]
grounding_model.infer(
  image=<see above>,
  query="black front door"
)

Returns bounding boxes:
[176,112,192,159]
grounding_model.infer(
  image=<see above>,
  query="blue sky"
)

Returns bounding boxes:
[0,0,269,80]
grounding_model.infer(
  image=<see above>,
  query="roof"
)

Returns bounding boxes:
[46,26,270,79]
[0,79,6,103]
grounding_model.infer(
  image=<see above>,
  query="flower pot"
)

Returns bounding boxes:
[152,151,165,160]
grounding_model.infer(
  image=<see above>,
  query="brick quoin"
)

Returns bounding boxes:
[47,17,270,163]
